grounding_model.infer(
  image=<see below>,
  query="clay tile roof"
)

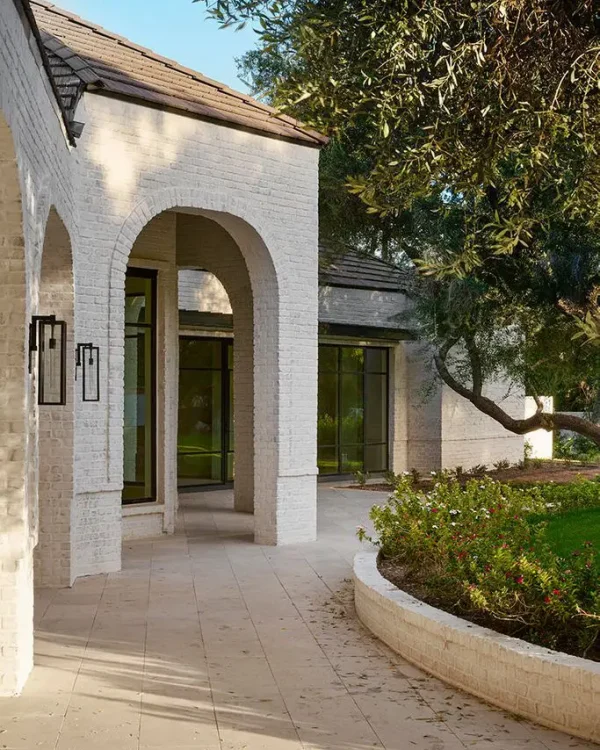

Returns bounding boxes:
[319,246,413,292]
[30,0,328,147]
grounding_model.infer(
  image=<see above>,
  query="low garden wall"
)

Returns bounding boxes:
[354,551,600,744]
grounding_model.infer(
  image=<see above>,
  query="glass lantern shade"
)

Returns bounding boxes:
[82,345,100,402]
[31,317,67,406]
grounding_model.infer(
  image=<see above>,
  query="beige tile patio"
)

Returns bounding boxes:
[0,487,594,750]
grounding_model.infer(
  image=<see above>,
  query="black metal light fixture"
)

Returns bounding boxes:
[29,315,67,406]
[75,343,100,402]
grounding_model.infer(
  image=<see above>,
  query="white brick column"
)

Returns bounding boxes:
[34,208,75,587]
[0,114,33,695]
[389,344,409,474]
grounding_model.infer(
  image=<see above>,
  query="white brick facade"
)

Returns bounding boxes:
[0,0,320,694]
[0,0,525,698]
[0,0,75,695]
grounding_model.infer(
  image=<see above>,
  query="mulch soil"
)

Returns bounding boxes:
[340,460,600,493]
[378,556,600,662]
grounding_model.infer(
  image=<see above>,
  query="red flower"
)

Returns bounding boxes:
[515,576,524,584]
[431,508,439,513]
[544,596,551,604]
[552,589,561,596]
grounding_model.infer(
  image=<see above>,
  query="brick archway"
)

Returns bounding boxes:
[109,186,317,546]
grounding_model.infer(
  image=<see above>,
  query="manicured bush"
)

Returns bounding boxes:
[359,475,600,656]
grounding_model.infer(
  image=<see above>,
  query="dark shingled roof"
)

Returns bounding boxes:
[319,246,412,292]
[30,1,327,147]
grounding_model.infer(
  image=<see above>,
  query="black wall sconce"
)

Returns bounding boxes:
[76,343,100,402]
[29,315,67,406]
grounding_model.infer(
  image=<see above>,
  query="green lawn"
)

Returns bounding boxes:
[542,507,600,559]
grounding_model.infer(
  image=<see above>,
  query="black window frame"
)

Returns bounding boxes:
[177,336,233,490]
[317,343,390,476]
[122,267,158,505]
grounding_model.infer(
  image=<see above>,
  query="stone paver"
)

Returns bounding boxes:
[0,488,595,750]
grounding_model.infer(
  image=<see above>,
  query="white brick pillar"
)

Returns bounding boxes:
[34,208,75,587]
[224,217,318,545]
[405,342,443,473]
[0,113,34,694]
[389,344,409,474]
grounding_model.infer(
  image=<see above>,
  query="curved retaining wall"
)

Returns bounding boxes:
[354,551,600,744]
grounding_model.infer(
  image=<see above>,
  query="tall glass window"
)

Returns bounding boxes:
[178,338,233,488]
[123,269,156,504]
[318,345,389,475]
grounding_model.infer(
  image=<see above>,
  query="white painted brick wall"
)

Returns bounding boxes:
[178,270,232,314]
[0,0,75,695]
[71,91,319,548]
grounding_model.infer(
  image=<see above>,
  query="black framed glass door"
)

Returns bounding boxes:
[178,337,233,488]
[317,345,389,476]
[123,269,157,504]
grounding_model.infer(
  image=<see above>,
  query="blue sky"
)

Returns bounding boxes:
[55,0,257,92]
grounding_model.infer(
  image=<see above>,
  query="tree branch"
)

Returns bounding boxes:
[465,335,483,397]
[434,341,600,447]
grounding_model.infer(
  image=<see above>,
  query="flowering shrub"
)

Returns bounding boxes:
[536,478,600,512]
[359,476,600,656]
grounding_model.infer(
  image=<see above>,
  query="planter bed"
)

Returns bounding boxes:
[354,550,600,744]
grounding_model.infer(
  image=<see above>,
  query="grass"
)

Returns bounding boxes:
[542,507,600,560]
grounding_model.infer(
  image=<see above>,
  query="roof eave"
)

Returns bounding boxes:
[15,0,77,146]
[86,85,327,149]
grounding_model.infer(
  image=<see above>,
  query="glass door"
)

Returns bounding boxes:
[178,337,233,488]
[123,269,157,504]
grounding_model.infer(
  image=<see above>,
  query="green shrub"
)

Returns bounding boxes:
[359,476,600,656]
[535,479,600,512]
[354,469,370,487]
[554,433,600,463]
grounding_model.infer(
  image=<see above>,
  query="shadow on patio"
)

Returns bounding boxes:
[0,489,594,750]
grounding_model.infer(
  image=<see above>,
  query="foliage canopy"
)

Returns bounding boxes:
[201,0,600,442]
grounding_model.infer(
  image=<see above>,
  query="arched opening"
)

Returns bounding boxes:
[0,112,32,695]
[112,191,317,547]
[34,208,75,587]
[121,210,258,537]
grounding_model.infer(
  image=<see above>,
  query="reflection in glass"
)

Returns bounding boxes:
[123,270,156,504]
[317,345,389,475]
[340,374,364,445]
[176,339,390,484]
[178,338,233,488]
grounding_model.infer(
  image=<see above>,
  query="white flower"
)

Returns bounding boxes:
[432,524,438,529]
[450,522,457,526]
[449,509,459,516]
[545,503,556,508]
